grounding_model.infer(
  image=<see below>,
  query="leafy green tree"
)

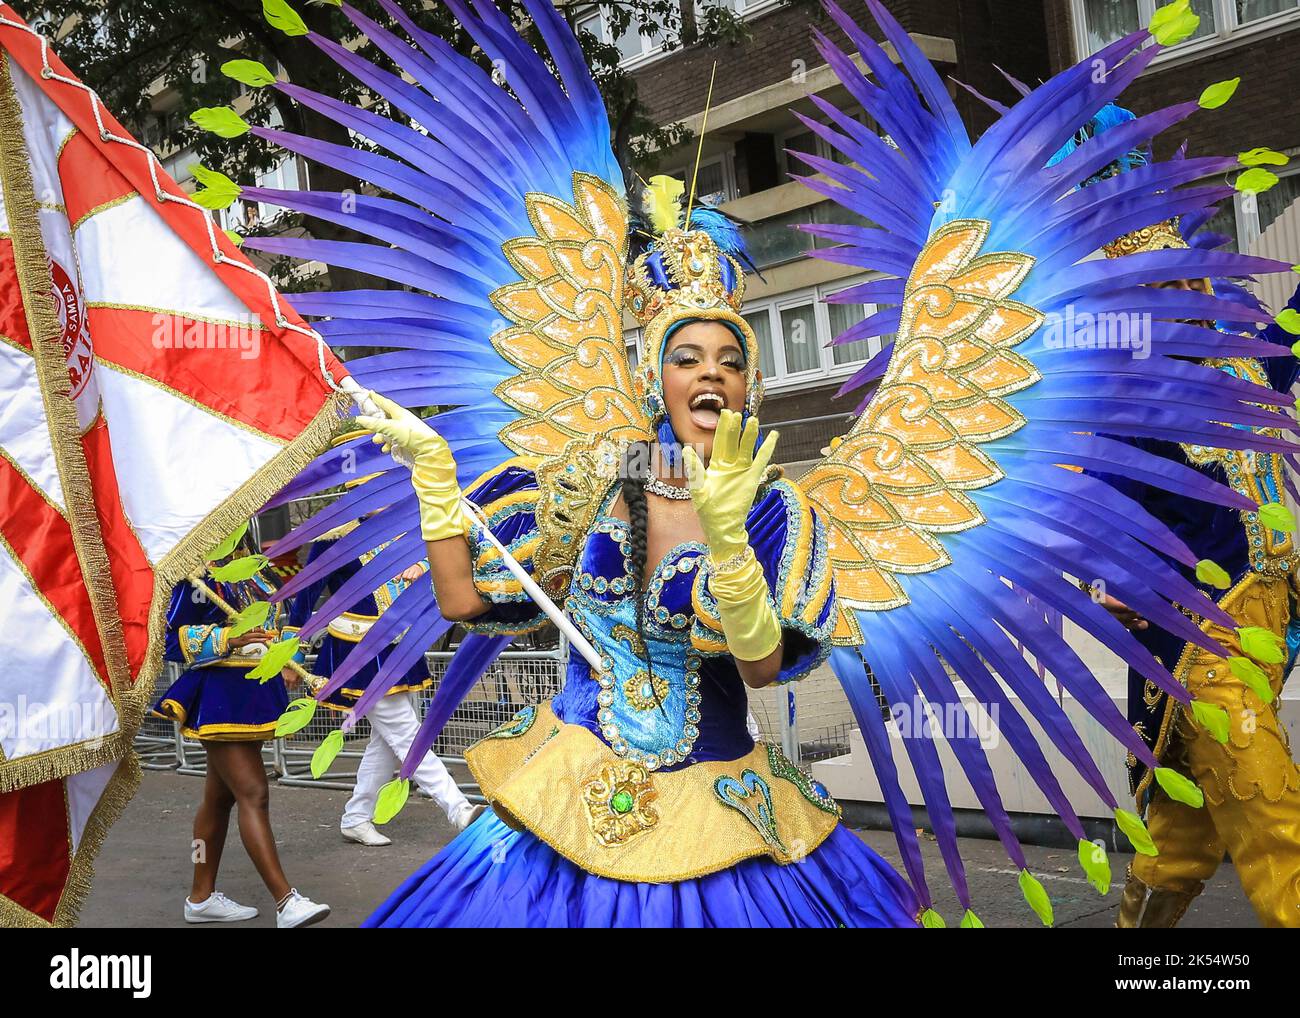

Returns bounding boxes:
[30,0,773,289]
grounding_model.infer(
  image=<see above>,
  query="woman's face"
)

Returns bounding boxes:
[661,320,748,464]
[1151,276,1212,328]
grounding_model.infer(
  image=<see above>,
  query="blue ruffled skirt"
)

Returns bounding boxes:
[364,810,918,928]
[153,666,288,742]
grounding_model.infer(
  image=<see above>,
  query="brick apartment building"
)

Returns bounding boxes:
[604,0,1055,465]
[603,0,1299,465]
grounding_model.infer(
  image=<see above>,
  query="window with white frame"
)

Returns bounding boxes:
[1254,168,1300,237]
[658,151,738,205]
[624,277,886,390]
[739,276,889,389]
[698,0,783,16]
[216,156,302,232]
[1224,165,1300,249]
[574,5,667,66]
[1072,0,1300,57]
[576,2,782,69]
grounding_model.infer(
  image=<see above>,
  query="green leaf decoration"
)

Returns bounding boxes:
[1150,0,1199,45]
[246,636,301,683]
[1277,309,1300,335]
[305,0,343,6]
[190,106,250,138]
[1115,808,1158,856]
[1194,558,1231,589]
[208,553,267,582]
[1228,655,1275,703]
[311,729,345,779]
[1258,501,1296,532]
[223,229,244,247]
[1236,167,1280,195]
[1190,700,1230,743]
[1018,869,1054,927]
[192,187,239,211]
[263,0,308,36]
[959,909,984,929]
[190,162,242,196]
[274,697,317,737]
[207,522,249,562]
[374,777,411,825]
[227,599,271,639]
[1238,625,1286,665]
[221,58,277,88]
[1239,147,1289,167]
[1198,77,1240,109]
[920,908,946,928]
[1292,341,1300,358]
[1154,767,1205,808]
[1077,838,1112,895]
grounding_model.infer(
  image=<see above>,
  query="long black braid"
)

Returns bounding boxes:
[619,441,666,715]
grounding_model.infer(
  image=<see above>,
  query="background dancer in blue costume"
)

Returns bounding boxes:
[242,0,1300,926]
[153,538,331,927]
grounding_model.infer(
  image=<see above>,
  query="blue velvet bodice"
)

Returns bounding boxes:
[461,465,836,775]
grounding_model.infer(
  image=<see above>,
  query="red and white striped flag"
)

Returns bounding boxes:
[0,5,349,926]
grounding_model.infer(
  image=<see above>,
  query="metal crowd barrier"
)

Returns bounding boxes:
[134,625,820,789]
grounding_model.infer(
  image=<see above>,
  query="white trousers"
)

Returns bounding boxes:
[341,691,468,828]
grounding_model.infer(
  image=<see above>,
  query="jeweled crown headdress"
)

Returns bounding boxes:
[1102,216,1188,258]
[626,226,747,326]
[626,177,764,422]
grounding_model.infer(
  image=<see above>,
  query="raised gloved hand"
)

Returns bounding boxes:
[355,391,466,542]
[682,410,782,662]
[681,410,778,568]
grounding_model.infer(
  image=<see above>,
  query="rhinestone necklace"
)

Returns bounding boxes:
[644,475,692,500]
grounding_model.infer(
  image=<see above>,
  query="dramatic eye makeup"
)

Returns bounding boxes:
[664,342,746,370]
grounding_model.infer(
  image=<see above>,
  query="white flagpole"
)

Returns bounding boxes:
[458,499,602,672]
[340,376,602,673]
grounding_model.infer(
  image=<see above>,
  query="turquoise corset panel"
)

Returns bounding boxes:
[556,515,753,771]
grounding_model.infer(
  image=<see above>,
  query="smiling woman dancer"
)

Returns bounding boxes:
[353,222,919,927]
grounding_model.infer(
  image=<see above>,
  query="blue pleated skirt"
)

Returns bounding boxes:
[364,809,918,928]
[153,665,288,742]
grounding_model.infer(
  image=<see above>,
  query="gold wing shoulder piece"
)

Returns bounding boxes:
[489,172,652,458]
[534,435,625,597]
[796,219,1046,644]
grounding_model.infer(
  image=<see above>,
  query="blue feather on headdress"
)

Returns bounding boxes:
[686,204,759,276]
[1046,102,1151,187]
[685,206,746,258]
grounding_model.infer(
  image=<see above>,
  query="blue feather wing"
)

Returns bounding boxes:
[796,0,1298,917]
[262,1,639,728]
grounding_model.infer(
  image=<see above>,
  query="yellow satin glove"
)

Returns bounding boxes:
[683,410,782,662]
[682,410,779,566]
[709,547,782,662]
[355,391,466,542]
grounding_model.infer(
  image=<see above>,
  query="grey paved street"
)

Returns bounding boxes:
[76,765,1261,928]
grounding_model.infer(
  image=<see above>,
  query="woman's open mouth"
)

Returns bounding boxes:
[688,391,726,431]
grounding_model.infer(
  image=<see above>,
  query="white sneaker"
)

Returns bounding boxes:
[341,820,392,846]
[452,802,487,831]
[184,890,258,924]
[276,889,330,929]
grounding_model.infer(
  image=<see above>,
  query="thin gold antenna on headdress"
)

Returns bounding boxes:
[684,61,718,228]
